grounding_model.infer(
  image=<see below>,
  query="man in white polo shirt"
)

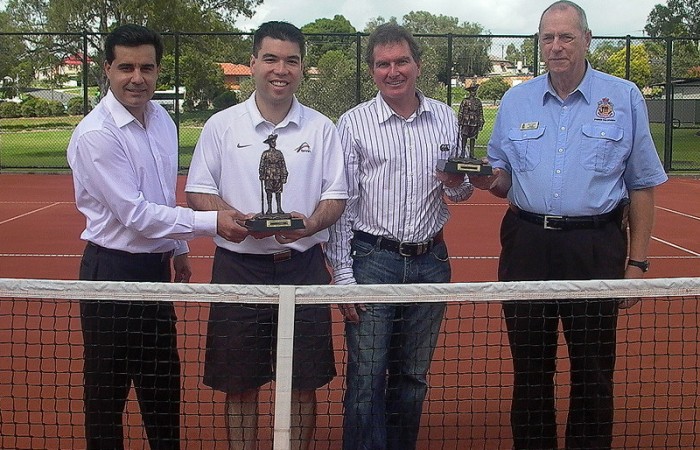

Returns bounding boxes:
[185,21,347,450]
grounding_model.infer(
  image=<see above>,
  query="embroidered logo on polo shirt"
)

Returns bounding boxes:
[236,143,252,148]
[596,98,615,120]
[294,142,311,152]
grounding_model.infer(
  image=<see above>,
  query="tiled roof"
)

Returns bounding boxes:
[218,63,251,76]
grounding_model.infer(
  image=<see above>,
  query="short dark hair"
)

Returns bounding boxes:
[365,23,422,67]
[104,24,164,65]
[253,21,305,59]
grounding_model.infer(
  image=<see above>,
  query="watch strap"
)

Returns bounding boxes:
[627,259,649,272]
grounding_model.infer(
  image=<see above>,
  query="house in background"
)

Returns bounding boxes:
[36,53,94,87]
[217,63,251,91]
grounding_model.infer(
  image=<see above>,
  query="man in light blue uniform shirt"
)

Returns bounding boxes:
[472,1,668,449]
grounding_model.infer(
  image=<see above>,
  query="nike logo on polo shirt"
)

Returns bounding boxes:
[294,142,311,152]
[236,143,252,148]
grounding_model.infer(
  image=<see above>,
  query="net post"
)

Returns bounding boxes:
[273,285,296,450]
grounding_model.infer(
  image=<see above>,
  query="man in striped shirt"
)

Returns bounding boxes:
[327,23,475,450]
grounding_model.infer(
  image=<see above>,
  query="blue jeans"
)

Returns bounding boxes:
[342,238,450,450]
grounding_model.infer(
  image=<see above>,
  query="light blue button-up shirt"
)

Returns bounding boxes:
[488,64,668,216]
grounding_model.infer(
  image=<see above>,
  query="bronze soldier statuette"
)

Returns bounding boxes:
[244,134,305,231]
[437,80,493,176]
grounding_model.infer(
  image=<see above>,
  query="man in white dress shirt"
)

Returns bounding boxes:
[326,23,474,450]
[67,24,240,450]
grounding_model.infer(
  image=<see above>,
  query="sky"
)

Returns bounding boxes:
[235,0,662,36]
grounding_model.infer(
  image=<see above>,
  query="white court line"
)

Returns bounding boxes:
[0,202,62,225]
[0,253,216,259]
[653,206,700,256]
[656,206,700,221]
[651,236,700,257]
[1,253,697,261]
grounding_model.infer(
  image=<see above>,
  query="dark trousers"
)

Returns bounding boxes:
[498,208,626,450]
[79,243,180,450]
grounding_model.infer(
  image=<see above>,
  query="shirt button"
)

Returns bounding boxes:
[558,148,564,153]
[601,132,606,136]
[561,127,566,131]
[555,169,561,174]
[554,193,560,198]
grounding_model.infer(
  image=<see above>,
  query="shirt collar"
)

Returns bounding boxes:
[542,60,593,105]
[246,91,304,129]
[374,89,430,123]
[103,89,154,128]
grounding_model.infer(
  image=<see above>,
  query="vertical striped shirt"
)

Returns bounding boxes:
[327,91,474,284]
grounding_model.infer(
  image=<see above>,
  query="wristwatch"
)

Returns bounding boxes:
[627,259,650,272]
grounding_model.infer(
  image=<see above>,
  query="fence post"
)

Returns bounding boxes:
[663,37,673,171]
[533,34,540,77]
[447,34,453,106]
[355,32,362,105]
[174,32,182,169]
[625,35,631,81]
[273,285,296,450]
[82,31,89,115]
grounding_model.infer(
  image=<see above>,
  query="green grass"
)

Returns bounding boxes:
[60,87,100,97]
[0,117,205,170]
[1,109,699,171]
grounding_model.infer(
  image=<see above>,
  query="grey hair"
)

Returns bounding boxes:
[539,1,590,34]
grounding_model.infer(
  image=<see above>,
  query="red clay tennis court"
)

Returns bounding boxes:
[1,174,699,449]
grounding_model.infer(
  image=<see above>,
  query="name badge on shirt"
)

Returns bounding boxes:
[520,121,539,130]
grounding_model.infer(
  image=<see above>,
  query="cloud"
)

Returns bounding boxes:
[236,0,659,36]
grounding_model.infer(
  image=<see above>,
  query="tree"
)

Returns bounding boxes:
[477,77,510,102]
[0,11,29,98]
[5,0,262,97]
[589,40,625,73]
[505,43,521,64]
[645,0,700,37]
[301,15,357,67]
[363,17,398,34]
[605,44,653,88]
[159,54,226,110]
[363,11,491,85]
[297,50,358,121]
[520,38,536,71]
[400,11,491,80]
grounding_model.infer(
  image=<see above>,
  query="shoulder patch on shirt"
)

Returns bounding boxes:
[520,121,539,130]
[595,98,615,121]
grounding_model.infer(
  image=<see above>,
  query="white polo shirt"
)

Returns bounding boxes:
[185,93,348,254]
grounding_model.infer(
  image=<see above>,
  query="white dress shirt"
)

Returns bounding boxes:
[67,90,218,255]
[327,91,474,284]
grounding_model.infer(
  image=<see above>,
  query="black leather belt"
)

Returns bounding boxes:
[87,241,174,262]
[236,248,296,263]
[509,204,621,231]
[353,230,444,257]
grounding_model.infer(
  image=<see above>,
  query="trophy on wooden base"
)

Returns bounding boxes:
[244,134,305,232]
[437,80,493,176]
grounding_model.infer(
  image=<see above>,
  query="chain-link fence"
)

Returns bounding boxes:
[1,31,698,172]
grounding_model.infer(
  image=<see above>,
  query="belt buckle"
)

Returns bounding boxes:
[543,215,563,230]
[398,242,415,257]
[399,241,430,257]
[273,249,292,263]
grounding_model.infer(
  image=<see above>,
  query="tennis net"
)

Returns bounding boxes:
[1,277,699,450]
